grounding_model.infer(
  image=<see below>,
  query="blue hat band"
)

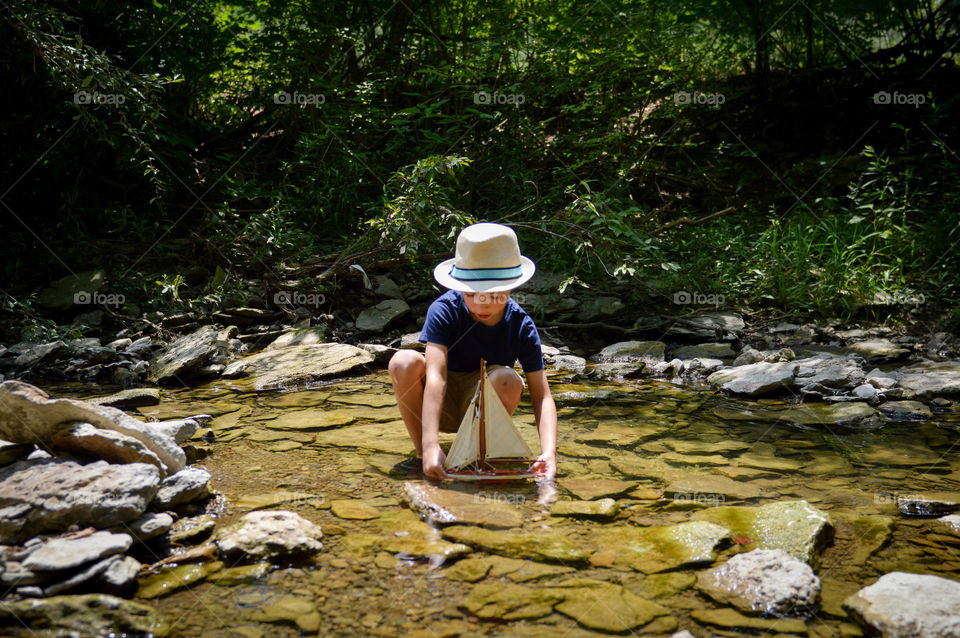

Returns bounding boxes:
[450,264,522,281]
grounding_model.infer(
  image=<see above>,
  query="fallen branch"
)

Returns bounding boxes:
[653,206,737,234]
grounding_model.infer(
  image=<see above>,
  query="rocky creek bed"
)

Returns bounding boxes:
[1,312,960,637]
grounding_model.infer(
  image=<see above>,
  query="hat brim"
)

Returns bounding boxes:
[433,256,536,293]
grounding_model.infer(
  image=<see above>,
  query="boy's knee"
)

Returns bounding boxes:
[489,367,523,395]
[389,349,425,379]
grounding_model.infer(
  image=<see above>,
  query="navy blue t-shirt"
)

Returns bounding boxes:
[419,290,544,373]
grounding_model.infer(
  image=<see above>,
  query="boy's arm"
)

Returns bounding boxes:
[422,341,448,479]
[526,369,557,477]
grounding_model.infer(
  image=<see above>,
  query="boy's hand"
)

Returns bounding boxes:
[531,453,556,478]
[422,444,447,479]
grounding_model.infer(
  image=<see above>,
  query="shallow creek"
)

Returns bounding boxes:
[66,369,960,637]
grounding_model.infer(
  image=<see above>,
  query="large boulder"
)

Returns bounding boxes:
[49,423,165,470]
[707,361,796,396]
[844,572,960,638]
[221,343,375,390]
[0,380,185,475]
[149,325,235,383]
[697,549,820,617]
[0,459,160,544]
[889,361,960,399]
[36,269,106,311]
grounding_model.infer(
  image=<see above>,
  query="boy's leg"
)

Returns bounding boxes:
[388,350,426,457]
[487,366,524,414]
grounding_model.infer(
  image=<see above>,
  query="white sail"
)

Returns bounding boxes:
[444,372,534,470]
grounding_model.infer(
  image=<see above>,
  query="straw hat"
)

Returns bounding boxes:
[433,223,536,293]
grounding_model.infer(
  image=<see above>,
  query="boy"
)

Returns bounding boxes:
[389,222,557,479]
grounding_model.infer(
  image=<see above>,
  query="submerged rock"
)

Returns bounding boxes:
[221,343,374,390]
[550,498,620,519]
[692,500,833,565]
[697,549,820,617]
[88,388,161,409]
[442,526,588,564]
[690,607,808,634]
[403,481,522,528]
[843,572,960,638]
[878,400,933,420]
[560,477,637,500]
[594,521,732,573]
[0,459,159,544]
[0,593,166,636]
[216,510,323,562]
[136,561,224,598]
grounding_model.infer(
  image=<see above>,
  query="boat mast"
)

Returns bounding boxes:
[478,358,486,470]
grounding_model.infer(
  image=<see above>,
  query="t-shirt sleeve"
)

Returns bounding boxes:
[516,315,544,373]
[419,297,455,347]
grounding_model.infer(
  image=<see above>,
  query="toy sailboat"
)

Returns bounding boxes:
[443,359,538,480]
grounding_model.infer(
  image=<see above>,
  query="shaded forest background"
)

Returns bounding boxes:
[1,0,959,341]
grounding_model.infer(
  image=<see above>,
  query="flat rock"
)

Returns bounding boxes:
[795,355,866,389]
[594,341,665,367]
[843,572,960,638]
[931,514,960,539]
[0,380,185,476]
[136,561,223,598]
[0,459,160,544]
[442,526,588,564]
[216,510,323,561]
[221,343,374,391]
[667,312,745,339]
[691,608,808,633]
[355,299,410,332]
[152,466,212,508]
[88,388,161,409]
[232,491,323,511]
[879,400,933,420]
[550,498,620,518]
[329,499,380,520]
[14,340,70,368]
[550,578,673,632]
[895,492,960,517]
[692,500,833,565]
[775,402,879,426]
[848,339,910,361]
[890,361,960,399]
[673,342,736,359]
[0,593,166,636]
[116,512,173,542]
[595,521,732,573]
[560,477,636,500]
[50,422,164,470]
[697,548,820,617]
[23,531,133,571]
[403,481,522,528]
[664,474,763,501]
[266,326,326,350]
[461,582,564,620]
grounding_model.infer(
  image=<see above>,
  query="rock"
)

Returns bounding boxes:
[0,594,166,636]
[589,361,646,379]
[232,491,323,511]
[879,400,932,420]
[399,332,424,350]
[674,342,736,359]
[206,562,272,586]
[560,478,636,500]
[732,346,766,366]
[681,357,725,374]
[125,337,155,359]
[552,354,587,373]
[87,388,161,409]
[374,275,405,299]
[697,548,820,617]
[330,499,380,520]
[266,326,326,350]
[848,339,911,361]
[49,422,164,470]
[594,341,666,367]
[136,561,223,598]
[152,418,200,444]
[23,531,133,571]
[895,492,960,517]
[795,355,865,389]
[889,361,960,399]
[355,509,470,561]
[664,474,763,501]
[152,466,212,508]
[691,608,808,633]
[441,526,589,564]
[0,439,33,466]
[843,572,960,638]
[355,299,411,332]
[775,402,879,426]
[168,514,216,544]
[0,459,160,544]
[0,380,186,475]
[115,512,174,542]
[14,340,70,368]
[100,555,142,589]
[551,579,673,632]
[36,269,106,311]
[216,510,323,561]
[594,521,731,573]
[149,325,230,383]
[461,582,565,620]
[257,595,320,632]
[403,481,522,528]
[693,500,833,565]
[221,343,374,391]
[667,312,745,339]
[358,343,395,365]
[44,554,123,595]
[852,383,878,400]
[707,360,796,396]
[550,498,620,518]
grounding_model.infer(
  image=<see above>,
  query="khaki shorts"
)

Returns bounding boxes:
[439,365,520,433]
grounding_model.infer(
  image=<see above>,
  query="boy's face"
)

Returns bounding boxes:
[462,291,510,326]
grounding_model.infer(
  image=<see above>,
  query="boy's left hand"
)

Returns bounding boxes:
[531,453,556,478]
